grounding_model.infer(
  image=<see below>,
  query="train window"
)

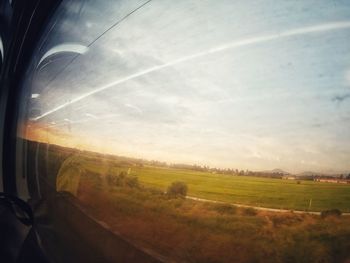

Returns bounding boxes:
[16,1,350,262]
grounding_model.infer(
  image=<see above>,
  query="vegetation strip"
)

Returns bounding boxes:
[186,196,350,215]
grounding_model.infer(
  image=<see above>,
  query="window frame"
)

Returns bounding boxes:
[0,0,62,195]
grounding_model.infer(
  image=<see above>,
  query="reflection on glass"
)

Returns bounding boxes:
[17,1,350,262]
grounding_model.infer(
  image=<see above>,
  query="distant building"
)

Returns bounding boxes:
[282,176,296,180]
[314,178,350,184]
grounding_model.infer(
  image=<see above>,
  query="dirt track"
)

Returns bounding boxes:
[186,196,350,215]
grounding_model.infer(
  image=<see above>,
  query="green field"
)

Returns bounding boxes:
[81,160,350,212]
[29,141,350,263]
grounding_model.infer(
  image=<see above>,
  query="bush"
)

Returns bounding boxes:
[106,174,123,186]
[167,181,188,198]
[125,176,139,188]
[242,207,258,216]
[320,209,342,219]
[212,204,237,215]
[147,187,164,195]
[119,171,127,179]
[106,172,139,188]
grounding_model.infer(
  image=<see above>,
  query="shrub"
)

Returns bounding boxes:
[119,171,127,180]
[320,209,342,219]
[212,204,237,215]
[106,174,117,186]
[107,174,123,186]
[106,172,139,188]
[125,176,139,188]
[242,207,258,216]
[147,187,164,195]
[167,181,188,198]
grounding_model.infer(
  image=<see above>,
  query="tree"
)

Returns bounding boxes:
[167,181,188,198]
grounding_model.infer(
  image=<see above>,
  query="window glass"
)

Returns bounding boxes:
[17,1,350,262]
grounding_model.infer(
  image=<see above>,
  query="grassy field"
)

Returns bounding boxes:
[33,139,350,213]
[80,161,350,212]
[27,141,350,263]
[75,174,350,263]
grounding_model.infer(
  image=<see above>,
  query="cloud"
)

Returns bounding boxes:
[346,70,350,85]
[332,94,350,103]
[124,103,143,114]
[24,0,350,174]
[85,113,97,119]
[32,21,350,121]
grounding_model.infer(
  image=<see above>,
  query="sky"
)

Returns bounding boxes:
[21,0,350,174]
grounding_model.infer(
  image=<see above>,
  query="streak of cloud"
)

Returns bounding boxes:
[125,103,143,114]
[64,118,73,123]
[85,113,97,119]
[32,21,350,121]
[46,113,120,128]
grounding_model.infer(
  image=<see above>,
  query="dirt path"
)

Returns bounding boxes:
[186,196,350,215]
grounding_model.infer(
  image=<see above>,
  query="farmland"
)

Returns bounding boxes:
[81,162,350,212]
[75,171,350,263]
[28,141,350,263]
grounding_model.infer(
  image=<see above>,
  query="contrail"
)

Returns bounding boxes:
[45,113,120,128]
[32,21,350,121]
